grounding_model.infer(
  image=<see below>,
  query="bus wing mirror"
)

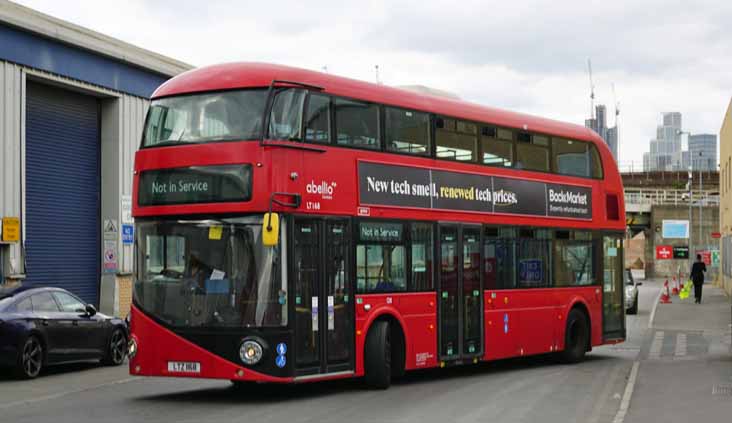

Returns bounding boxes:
[262,212,280,246]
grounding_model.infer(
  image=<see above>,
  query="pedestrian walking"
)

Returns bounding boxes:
[690,254,707,304]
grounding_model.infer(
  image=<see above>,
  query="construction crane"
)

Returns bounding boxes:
[587,59,595,120]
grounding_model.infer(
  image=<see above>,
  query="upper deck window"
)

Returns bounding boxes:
[335,98,379,149]
[553,138,593,177]
[269,89,305,141]
[305,94,331,143]
[143,89,266,147]
[480,126,513,167]
[515,134,550,172]
[385,107,430,155]
[436,118,477,162]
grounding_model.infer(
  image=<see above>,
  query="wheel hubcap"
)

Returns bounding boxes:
[111,331,126,364]
[23,338,42,377]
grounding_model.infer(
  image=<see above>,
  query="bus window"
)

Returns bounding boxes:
[484,227,516,289]
[480,126,513,167]
[516,134,550,172]
[553,138,591,177]
[357,245,406,292]
[385,107,430,155]
[411,223,434,291]
[269,89,305,141]
[590,144,604,178]
[334,98,379,149]
[142,89,267,147]
[553,231,595,286]
[436,118,477,162]
[356,221,406,293]
[517,228,551,288]
[305,94,330,143]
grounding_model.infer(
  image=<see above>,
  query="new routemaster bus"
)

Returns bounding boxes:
[128,63,626,388]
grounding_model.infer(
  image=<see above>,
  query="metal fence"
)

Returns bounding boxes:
[624,188,720,206]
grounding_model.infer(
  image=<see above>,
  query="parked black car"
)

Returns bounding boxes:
[0,286,128,378]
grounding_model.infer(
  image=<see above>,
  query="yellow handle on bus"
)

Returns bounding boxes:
[262,212,279,246]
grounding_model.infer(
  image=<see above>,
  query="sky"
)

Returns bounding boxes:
[14,0,731,169]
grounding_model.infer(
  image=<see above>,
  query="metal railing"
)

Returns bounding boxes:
[624,188,720,206]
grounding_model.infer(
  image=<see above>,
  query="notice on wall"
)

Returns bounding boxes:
[662,220,689,239]
[656,245,673,260]
[103,240,117,273]
[1,217,20,242]
[103,219,118,241]
[358,161,592,219]
[121,195,133,224]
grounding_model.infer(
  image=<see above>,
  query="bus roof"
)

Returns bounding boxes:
[153,62,602,146]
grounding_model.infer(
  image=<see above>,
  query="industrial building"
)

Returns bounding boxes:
[720,99,732,296]
[0,1,191,315]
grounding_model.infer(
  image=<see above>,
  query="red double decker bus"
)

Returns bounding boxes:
[128,63,626,388]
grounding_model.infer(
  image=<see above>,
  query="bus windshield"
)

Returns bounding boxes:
[142,89,267,147]
[133,217,286,328]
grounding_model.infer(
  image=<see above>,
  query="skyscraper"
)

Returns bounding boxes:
[688,134,717,171]
[644,112,683,171]
[585,104,618,161]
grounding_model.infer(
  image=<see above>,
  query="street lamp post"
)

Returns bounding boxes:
[698,151,703,259]
[678,129,694,273]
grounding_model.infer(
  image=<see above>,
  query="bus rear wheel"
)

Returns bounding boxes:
[560,309,589,364]
[364,320,391,389]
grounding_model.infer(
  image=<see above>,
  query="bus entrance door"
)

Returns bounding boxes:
[292,218,354,377]
[438,224,484,361]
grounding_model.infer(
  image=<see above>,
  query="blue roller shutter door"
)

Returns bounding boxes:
[25,82,100,305]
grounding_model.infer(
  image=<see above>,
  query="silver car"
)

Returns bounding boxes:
[624,269,641,315]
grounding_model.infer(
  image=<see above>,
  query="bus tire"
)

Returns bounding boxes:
[560,309,589,364]
[390,323,406,380]
[364,320,391,389]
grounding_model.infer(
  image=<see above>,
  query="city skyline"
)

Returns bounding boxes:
[642,112,718,172]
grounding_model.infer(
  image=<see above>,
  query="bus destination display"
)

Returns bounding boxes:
[358,161,592,219]
[138,164,252,206]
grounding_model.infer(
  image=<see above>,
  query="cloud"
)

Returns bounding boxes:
[13,0,731,168]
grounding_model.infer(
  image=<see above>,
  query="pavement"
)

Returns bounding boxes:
[625,278,732,422]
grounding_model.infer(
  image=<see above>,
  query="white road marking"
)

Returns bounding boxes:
[648,331,664,360]
[674,333,687,357]
[0,377,137,410]
[647,285,664,329]
[612,361,640,423]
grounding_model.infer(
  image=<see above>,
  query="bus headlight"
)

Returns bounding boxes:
[239,339,263,365]
[128,337,138,359]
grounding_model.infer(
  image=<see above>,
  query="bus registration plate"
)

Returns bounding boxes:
[167,361,201,374]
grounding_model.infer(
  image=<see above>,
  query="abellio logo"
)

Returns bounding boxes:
[306,180,336,200]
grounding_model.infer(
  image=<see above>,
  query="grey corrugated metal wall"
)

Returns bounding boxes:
[118,95,148,272]
[0,62,22,276]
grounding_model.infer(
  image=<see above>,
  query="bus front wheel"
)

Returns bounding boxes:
[560,309,589,364]
[364,320,391,389]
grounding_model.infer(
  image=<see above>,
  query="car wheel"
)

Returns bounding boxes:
[17,335,43,379]
[364,320,391,389]
[559,309,589,364]
[103,328,127,366]
[627,294,638,315]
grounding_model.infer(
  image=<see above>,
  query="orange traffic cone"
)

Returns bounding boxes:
[660,280,672,304]
[671,276,679,295]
